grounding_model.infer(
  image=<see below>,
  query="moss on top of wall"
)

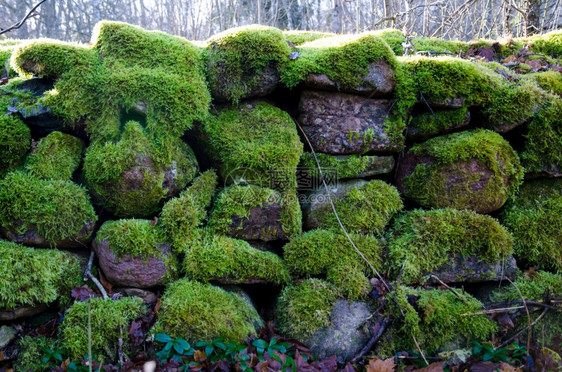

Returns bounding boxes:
[283,30,335,45]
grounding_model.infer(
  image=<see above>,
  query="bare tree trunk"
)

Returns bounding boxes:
[526,0,541,34]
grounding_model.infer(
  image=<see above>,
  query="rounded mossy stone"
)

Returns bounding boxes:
[0,240,82,310]
[0,171,97,245]
[520,97,562,177]
[276,279,340,341]
[201,101,303,190]
[283,229,384,300]
[387,208,514,284]
[500,178,562,271]
[153,279,263,343]
[283,31,335,45]
[308,180,403,236]
[158,170,218,253]
[0,114,30,176]
[183,232,290,285]
[83,121,198,218]
[208,185,302,240]
[15,336,58,372]
[24,131,84,181]
[382,286,497,355]
[205,25,290,103]
[400,129,524,213]
[59,297,145,361]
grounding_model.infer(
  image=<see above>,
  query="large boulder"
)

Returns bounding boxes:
[395,129,524,213]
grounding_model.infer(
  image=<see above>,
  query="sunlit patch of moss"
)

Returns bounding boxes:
[500,178,562,271]
[0,240,82,309]
[59,297,145,361]
[0,114,30,177]
[158,170,218,253]
[24,131,83,181]
[284,229,384,300]
[183,232,290,284]
[276,279,340,340]
[283,30,334,45]
[407,106,469,139]
[525,30,562,57]
[372,29,406,55]
[205,25,290,104]
[0,171,97,244]
[208,185,302,240]
[153,279,262,343]
[309,180,403,236]
[201,101,303,190]
[522,71,562,96]
[0,42,22,78]
[14,336,58,372]
[387,208,513,284]
[520,97,562,176]
[412,37,471,54]
[403,129,524,212]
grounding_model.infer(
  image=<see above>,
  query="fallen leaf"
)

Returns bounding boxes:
[413,361,445,372]
[503,55,517,64]
[366,357,396,372]
[71,286,100,301]
[525,60,542,70]
[129,320,145,347]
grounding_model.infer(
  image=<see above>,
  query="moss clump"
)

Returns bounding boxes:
[201,101,303,190]
[298,152,394,179]
[284,229,384,300]
[522,71,562,96]
[12,21,210,142]
[24,131,84,181]
[283,30,334,45]
[60,297,145,361]
[525,30,562,57]
[500,178,562,271]
[387,208,514,284]
[384,287,497,355]
[372,29,406,55]
[205,25,290,104]
[158,170,218,252]
[276,279,340,340]
[15,336,58,372]
[0,171,97,244]
[208,185,302,240]
[183,232,290,284]
[309,180,403,236]
[491,271,562,302]
[153,279,262,343]
[411,37,472,54]
[83,121,198,217]
[0,240,82,309]
[408,106,469,139]
[0,114,30,176]
[403,129,524,212]
[520,97,562,176]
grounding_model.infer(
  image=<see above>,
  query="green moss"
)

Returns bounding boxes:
[525,30,562,57]
[383,287,497,355]
[387,208,513,284]
[283,30,335,45]
[372,29,406,55]
[309,180,403,236]
[158,170,218,252]
[208,185,302,239]
[153,279,262,343]
[491,271,562,302]
[520,97,562,175]
[24,131,84,180]
[403,129,524,211]
[284,229,384,300]
[205,25,290,104]
[0,113,30,176]
[500,178,562,271]
[408,106,468,139]
[183,232,290,284]
[298,152,392,179]
[15,336,58,372]
[276,279,340,340]
[201,101,303,190]
[412,37,471,54]
[0,240,82,309]
[60,297,145,361]
[83,121,198,217]
[0,45,19,78]
[522,71,562,95]
[0,171,97,244]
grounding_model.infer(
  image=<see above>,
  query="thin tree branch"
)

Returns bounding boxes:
[0,0,49,36]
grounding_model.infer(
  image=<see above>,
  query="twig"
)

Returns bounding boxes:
[485,299,561,309]
[430,275,469,304]
[505,277,531,358]
[462,306,526,316]
[83,250,109,300]
[497,307,549,349]
[0,0,49,36]
[351,318,392,363]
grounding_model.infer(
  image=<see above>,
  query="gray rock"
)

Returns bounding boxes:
[0,325,17,348]
[0,303,48,321]
[424,255,518,284]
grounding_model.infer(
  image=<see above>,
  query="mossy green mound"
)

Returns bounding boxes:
[208,185,302,240]
[520,97,562,176]
[205,25,290,103]
[83,121,198,217]
[388,208,513,284]
[60,297,145,360]
[24,131,83,180]
[276,279,340,340]
[371,29,406,55]
[284,229,384,300]
[500,178,562,271]
[383,287,497,355]
[401,129,523,212]
[0,240,82,309]
[0,171,97,244]
[0,113,30,177]
[411,37,472,55]
[283,30,335,45]
[12,21,210,142]
[525,30,562,57]
[183,232,290,284]
[153,279,262,343]
[15,336,58,372]
[522,71,562,96]
[309,180,403,236]
[201,101,303,190]
[158,170,218,253]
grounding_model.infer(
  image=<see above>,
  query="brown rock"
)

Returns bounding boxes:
[0,303,48,321]
[425,255,518,284]
[228,201,289,241]
[298,90,403,154]
[1,219,95,248]
[114,287,158,304]
[426,97,465,109]
[406,108,471,141]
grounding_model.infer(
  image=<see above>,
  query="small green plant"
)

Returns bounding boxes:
[41,346,64,368]
[471,341,526,363]
[252,337,291,360]
[154,333,194,363]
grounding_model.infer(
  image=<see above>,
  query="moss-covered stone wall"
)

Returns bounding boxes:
[0,22,560,367]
